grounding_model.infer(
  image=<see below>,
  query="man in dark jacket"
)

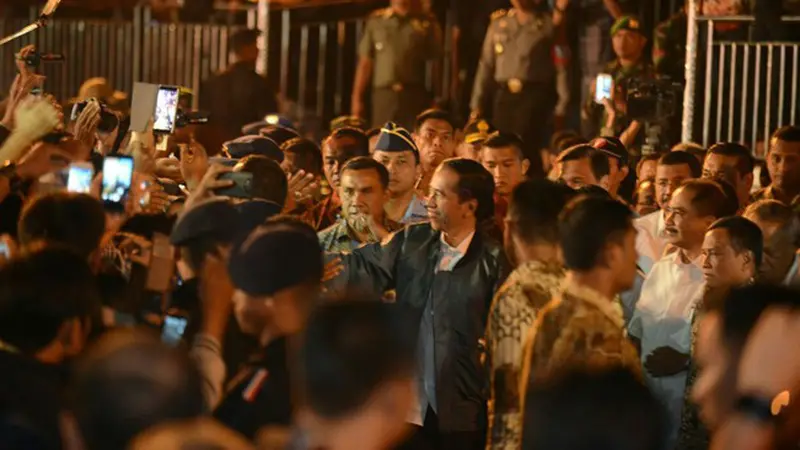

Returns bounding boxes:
[330,158,510,450]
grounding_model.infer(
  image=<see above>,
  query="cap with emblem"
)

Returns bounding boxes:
[463,118,496,145]
[374,122,420,155]
[611,16,645,37]
[228,226,324,297]
[170,198,242,246]
[330,115,368,132]
[223,135,283,162]
[591,136,629,166]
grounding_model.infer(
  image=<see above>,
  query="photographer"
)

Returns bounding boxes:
[582,16,654,148]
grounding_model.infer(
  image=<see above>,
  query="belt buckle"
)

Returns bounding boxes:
[507,78,523,94]
[391,83,404,92]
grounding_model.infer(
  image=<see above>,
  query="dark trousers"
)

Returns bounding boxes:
[371,86,432,130]
[491,82,556,171]
[395,407,485,450]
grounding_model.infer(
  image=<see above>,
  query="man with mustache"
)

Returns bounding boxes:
[413,109,457,193]
[635,150,702,275]
[372,122,427,224]
[318,157,400,253]
[629,179,736,448]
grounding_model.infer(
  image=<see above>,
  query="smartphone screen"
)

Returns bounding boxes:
[101,155,134,211]
[67,163,93,194]
[161,314,188,347]
[152,86,180,133]
[595,73,614,104]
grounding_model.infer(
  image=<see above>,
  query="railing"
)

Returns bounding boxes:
[683,8,800,155]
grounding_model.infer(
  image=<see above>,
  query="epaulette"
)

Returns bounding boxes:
[490,9,507,21]
[372,7,392,18]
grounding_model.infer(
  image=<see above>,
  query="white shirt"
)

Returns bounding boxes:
[635,210,667,274]
[782,253,800,286]
[437,231,475,272]
[628,250,705,445]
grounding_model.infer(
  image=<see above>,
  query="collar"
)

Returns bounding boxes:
[440,230,475,256]
[561,277,625,329]
[670,248,703,268]
[783,253,800,286]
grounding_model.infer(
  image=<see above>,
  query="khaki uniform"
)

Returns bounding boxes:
[471,9,567,157]
[358,8,442,129]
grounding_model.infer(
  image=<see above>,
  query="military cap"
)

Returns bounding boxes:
[222,135,283,162]
[259,125,301,146]
[374,122,420,155]
[228,226,324,296]
[235,200,283,235]
[330,115,368,132]
[611,16,645,37]
[463,118,496,145]
[170,197,241,246]
[208,157,240,168]
[591,136,629,166]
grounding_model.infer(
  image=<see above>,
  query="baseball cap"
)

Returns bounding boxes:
[591,136,629,166]
[222,135,283,162]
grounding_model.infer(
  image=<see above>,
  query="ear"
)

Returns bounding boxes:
[521,158,531,175]
[621,166,630,178]
[466,198,478,216]
[599,175,611,191]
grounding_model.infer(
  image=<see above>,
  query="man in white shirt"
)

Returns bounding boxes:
[629,179,736,447]
[635,150,702,274]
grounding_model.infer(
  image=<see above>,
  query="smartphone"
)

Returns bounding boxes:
[101,155,134,211]
[0,242,10,258]
[152,85,180,134]
[67,162,93,194]
[215,172,253,199]
[595,73,614,104]
[161,312,188,347]
[145,232,175,293]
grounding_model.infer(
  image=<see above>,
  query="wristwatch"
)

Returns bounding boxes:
[0,161,23,192]
[734,394,787,424]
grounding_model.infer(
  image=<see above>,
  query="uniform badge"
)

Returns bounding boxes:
[375,42,384,51]
[629,19,640,29]
[507,78,523,94]
[494,43,504,54]
[477,120,489,133]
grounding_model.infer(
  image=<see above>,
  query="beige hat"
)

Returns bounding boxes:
[76,77,127,105]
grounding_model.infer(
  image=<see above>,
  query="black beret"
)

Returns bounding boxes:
[235,200,283,235]
[223,135,283,162]
[170,198,241,246]
[228,226,323,296]
[374,122,420,154]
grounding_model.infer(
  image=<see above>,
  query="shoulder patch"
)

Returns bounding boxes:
[491,9,507,21]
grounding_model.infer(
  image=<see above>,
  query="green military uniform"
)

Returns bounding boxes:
[358,8,442,129]
[653,9,687,83]
[471,8,566,158]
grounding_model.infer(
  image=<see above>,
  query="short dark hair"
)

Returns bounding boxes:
[414,109,455,132]
[0,247,101,355]
[340,156,390,189]
[679,179,738,218]
[636,153,660,178]
[658,150,703,178]
[707,142,755,178]
[549,130,582,151]
[300,300,416,420]
[523,367,667,450]
[281,137,323,176]
[744,200,800,246]
[672,142,707,157]
[482,131,526,160]
[706,284,800,353]
[771,125,800,143]
[441,158,496,222]
[708,216,763,269]
[235,154,288,207]
[229,29,259,54]
[70,329,205,450]
[18,193,106,259]
[325,127,370,159]
[509,179,576,245]
[556,145,610,180]
[560,196,634,271]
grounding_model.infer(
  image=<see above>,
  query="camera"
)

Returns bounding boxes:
[175,110,210,129]
[22,51,64,68]
[626,77,683,123]
[70,98,120,133]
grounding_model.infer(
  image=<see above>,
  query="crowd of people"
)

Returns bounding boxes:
[1,1,800,450]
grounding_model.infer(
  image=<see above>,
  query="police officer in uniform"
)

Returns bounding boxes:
[352,0,443,130]
[470,0,569,161]
[582,16,654,141]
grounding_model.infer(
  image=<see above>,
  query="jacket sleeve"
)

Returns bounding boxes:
[330,229,406,296]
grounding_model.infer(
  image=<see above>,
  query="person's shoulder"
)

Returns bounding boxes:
[490,8,509,22]
[369,7,393,21]
[634,209,660,228]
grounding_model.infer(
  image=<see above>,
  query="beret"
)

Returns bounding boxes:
[228,226,323,296]
[611,16,645,37]
[170,198,241,246]
[259,125,300,146]
[223,135,283,162]
[374,121,419,155]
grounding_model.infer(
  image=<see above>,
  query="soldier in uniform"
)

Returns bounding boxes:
[351,0,443,130]
[470,0,569,162]
[582,16,654,141]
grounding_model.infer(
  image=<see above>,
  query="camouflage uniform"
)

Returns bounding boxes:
[653,9,688,82]
[582,58,655,138]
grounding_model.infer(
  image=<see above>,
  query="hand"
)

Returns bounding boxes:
[644,346,689,377]
[182,164,233,212]
[322,256,344,283]
[285,170,318,211]
[16,142,73,179]
[14,45,37,81]
[73,100,101,149]
[11,96,60,142]
[738,308,800,399]
[1,74,46,129]
[199,253,235,340]
[114,232,153,267]
[155,157,183,182]
[351,98,365,118]
[131,175,172,215]
[179,141,209,190]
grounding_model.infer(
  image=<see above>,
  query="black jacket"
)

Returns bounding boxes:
[336,223,509,432]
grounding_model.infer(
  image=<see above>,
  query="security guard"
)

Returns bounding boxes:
[582,16,654,140]
[470,0,569,160]
[352,0,443,130]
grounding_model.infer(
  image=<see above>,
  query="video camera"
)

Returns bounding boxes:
[70,98,120,133]
[22,51,64,68]
[626,77,683,123]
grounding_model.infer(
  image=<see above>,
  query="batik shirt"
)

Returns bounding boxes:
[485,260,565,450]
[317,217,402,253]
